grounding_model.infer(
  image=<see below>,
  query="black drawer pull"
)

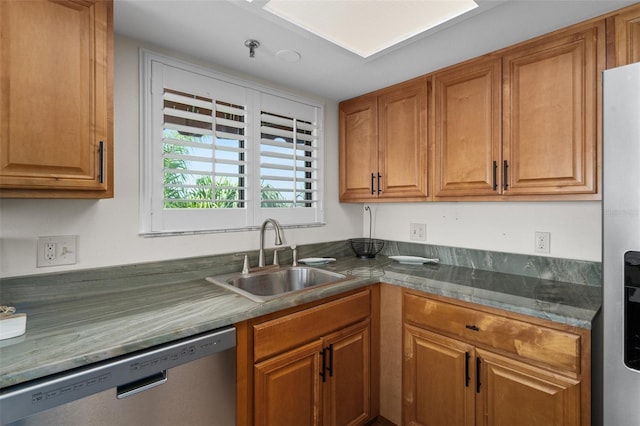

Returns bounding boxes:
[465,324,480,332]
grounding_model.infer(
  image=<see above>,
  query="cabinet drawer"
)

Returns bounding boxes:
[403,292,580,373]
[254,289,371,362]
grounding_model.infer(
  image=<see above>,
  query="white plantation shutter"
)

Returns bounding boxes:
[162,90,247,208]
[260,113,318,206]
[256,94,323,225]
[141,53,324,234]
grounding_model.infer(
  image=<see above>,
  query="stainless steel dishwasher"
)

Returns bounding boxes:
[0,326,236,426]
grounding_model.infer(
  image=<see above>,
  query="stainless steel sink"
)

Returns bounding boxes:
[206,266,348,302]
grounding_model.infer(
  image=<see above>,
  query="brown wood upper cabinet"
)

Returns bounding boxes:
[0,0,114,198]
[434,21,604,199]
[339,78,428,202]
[433,56,502,197]
[608,3,640,67]
[502,21,603,197]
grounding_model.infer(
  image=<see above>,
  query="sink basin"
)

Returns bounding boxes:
[206,266,349,302]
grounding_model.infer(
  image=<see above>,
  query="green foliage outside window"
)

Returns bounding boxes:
[163,143,286,209]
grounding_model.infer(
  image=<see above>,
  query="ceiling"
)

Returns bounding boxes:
[114,0,634,102]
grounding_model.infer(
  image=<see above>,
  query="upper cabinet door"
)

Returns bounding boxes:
[611,3,640,67]
[339,94,378,201]
[502,22,604,196]
[378,78,429,200]
[433,57,502,198]
[0,0,113,198]
[339,78,428,202]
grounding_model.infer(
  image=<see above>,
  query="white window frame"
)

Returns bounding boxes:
[139,50,325,235]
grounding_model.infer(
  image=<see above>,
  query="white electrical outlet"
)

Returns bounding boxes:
[410,223,426,241]
[534,231,551,254]
[44,242,56,261]
[37,235,78,267]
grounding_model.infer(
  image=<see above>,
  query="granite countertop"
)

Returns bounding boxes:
[0,252,601,390]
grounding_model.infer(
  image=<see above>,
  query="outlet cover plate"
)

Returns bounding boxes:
[534,231,550,254]
[37,235,77,267]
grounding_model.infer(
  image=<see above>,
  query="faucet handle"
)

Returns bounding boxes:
[291,245,298,266]
[272,248,284,267]
[235,253,250,274]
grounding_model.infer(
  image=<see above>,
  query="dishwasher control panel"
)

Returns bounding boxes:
[0,327,236,425]
[31,372,112,406]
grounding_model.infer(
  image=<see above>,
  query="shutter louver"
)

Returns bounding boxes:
[162,89,247,209]
[260,112,319,208]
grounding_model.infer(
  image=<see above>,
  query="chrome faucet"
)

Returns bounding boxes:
[258,218,283,267]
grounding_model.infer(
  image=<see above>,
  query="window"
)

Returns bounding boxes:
[162,89,247,210]
[140,51,324,234]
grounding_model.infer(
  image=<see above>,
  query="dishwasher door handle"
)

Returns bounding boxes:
[116,370,168,399]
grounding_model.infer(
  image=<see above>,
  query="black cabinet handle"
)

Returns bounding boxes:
[327,344,334,377]
[99,141,105,184]
[465,324,480,332]
[503,160,509,191]
[492,160,498,191]
[465,352,470,387]
[370,173,375,195]
[476,357,482,393]
[377,173,382,194]
[319,348,326,382]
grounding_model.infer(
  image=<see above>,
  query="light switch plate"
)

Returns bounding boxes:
[410,223,426,241]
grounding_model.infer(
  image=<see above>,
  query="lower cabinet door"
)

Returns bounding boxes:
[403,324,475,426]
[324,320,371,426]
[254,340,324,426]
[476,349,581,426]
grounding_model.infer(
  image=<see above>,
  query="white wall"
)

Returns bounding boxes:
[0,36,602,279]
[366,201,601,262]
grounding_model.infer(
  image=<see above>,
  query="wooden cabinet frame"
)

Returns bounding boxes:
[339,78,429,202]
[433,56,502,198]
[402,290,591,426]
[432,20,604,201]
[337,7,640,202]
[0,0,114,198]
[502,21,603,198]
[403,324,475,426]
[236,286,380,426]
[607,3,640,67]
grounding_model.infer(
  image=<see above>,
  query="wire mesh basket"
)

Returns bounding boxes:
[348,238,384,258]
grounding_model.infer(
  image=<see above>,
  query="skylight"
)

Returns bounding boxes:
[262,0,479,58]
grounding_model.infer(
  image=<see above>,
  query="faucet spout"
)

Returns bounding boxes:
[258,219,284,267]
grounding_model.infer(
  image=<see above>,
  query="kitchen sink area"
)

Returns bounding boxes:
[0,239,603,425]
[206,266,351,302]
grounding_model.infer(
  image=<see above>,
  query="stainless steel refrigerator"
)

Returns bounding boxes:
[602,61,640,426]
